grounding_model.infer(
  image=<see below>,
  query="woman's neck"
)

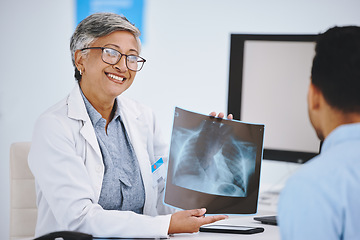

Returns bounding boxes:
[79,82,116,125]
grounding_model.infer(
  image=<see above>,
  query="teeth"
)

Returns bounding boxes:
[107,73,124,81]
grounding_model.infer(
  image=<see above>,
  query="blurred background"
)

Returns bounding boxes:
[1,0,360,238]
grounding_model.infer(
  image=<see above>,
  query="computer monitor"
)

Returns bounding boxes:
[228,34,321,163]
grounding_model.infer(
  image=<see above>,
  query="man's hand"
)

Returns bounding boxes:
[168,208,228,234]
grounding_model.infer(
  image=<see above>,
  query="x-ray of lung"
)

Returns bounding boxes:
[172,119,256,197]
[165,107,265,214]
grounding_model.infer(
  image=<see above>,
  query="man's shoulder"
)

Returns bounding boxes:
[288,156,323,182]
[278,147,359,240]
[279,156,331,207]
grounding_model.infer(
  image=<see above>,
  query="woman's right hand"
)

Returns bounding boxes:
[168,208,228,234]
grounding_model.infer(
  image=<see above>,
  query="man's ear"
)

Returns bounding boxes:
[308,82,322,111]
[74,50,84,71]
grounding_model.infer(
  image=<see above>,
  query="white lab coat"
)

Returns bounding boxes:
[28,84,174,238]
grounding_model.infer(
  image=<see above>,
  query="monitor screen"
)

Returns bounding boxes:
[228,34,321,163]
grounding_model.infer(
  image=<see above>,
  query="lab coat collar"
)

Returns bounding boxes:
[66,83,148,173]
[67,83,89,121]
[67,84,102,159]
[66,83,143,121]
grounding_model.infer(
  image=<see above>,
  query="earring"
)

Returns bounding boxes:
[79,69,83,75]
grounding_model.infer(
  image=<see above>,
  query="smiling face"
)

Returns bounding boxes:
[75,31,139,105]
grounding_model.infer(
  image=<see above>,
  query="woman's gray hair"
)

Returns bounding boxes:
[70,12,141,81]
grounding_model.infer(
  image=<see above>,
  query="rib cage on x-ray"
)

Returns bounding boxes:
[172,119,257,197]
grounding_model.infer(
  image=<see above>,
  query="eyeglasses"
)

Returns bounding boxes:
[81,47,146,72]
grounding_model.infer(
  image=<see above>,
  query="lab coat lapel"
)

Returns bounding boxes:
[67,84,102,160]
[118,97,155,212]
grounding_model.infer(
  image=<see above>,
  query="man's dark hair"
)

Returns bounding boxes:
[311,26,360,113]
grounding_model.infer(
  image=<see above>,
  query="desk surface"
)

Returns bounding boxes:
[95,211,279,240]
[166,189,280,240]
[170,210,279,240]
[23,210,278,240]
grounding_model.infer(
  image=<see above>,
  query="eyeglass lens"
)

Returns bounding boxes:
[102,48,144,71]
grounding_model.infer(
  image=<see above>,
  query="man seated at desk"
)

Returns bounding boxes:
[278,26,360,240]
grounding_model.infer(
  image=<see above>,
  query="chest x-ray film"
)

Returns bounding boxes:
[165,107,264,214]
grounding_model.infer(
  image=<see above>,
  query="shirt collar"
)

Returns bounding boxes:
[321,123,360,153]
[79,87,122,126]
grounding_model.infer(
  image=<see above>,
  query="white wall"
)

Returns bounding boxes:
[0,1,75,238]
[1,0,360,238]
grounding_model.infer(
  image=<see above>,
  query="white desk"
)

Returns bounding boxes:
[171,209,279,240]
[24,211,279,240]
[24,213,278,240]
[24,201,279,240]
[170,187,281,240]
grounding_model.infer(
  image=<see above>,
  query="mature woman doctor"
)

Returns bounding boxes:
[28,12,228,238]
